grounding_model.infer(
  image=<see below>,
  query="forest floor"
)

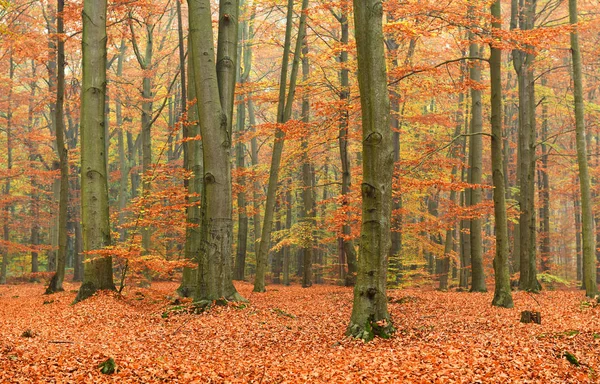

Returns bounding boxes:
[1,281,599,383]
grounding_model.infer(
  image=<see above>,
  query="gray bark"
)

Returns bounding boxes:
[300,35,313,288]
[47,0,69,294]
[490,0,514,307]
[75,0,116,302]
[188,0,243,301]
[569,0,597,297]
[467,21,486,292]
[512,0,538,292]
[346,0,394,341]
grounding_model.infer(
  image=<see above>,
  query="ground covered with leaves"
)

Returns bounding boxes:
[1,282,599,383]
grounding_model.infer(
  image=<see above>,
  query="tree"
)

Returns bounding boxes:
[346,0,394,341]
[234,1,252,281]
[0,53,13,285]
[490,0,513,308]
[75,0,116,302]
[467,11,486,293]
[512,0,538,292]
[569,0,597,298]
[46,0,68,294]
[187,0,243,301]
[331,3,358,286]
[178,42,202,297]
[300,30,314,288]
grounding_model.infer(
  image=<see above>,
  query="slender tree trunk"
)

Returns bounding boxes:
[272,199,282,284]
[468,21,486,292]
[115,40,129,241]
[178,43,202,297]
[75,0,116,302]
[346,0,394,341]
[234,7,250,281]
[283,189,292,285]
[490,0,514,307]
[335,6,358,286]
[47,0,69,294]
[188,0,243,301]
[512,0,538,292]
[300,31,313,288]
[0,56,13,285]
[459,95,471,288]
[574,192,582,282]
[131,21,155,255]
[569,0,597,297]
[248,97,261,254]
[439,87,466,291]
[254,0,308,292]
[538,76,551,273]
[234,103,248,280]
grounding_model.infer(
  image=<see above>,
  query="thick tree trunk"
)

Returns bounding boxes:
[47,0,69,294]
[188,0,243,301]
[569,0,597,297]
[346,0,394,341]
[75,0,116,302]
[254,0,308,292]
[490,0,514,307]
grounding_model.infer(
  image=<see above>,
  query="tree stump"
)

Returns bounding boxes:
[520,310,541,324]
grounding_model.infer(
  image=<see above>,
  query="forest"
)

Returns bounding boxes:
[1,0,600,381]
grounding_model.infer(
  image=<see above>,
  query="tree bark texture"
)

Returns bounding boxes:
[346,0,394,341]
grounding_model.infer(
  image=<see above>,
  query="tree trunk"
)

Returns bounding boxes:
[188,0,243,302]
[234,7,250,281]
[130,20,155,255]
[116,40,129,240]
[47,0,69,294]
[335,6,358,286]
[346,0,394,341]
[574,192,582,281]
[234,102,248,280]
[0,55,13,285]
[254,0,308,292]
[538,76,551,273]
[459,94,471,289]
[300,31,313,288]
[512,0,538,292]
[467,21,486,292]
[439,84,466,291]
[490,0,514,307]
[569,0,597,297]
[178,43,202,297]
[75,0,116,302]
[272,200,282,284]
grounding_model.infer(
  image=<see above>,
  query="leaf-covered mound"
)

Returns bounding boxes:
[0,282,598,382]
